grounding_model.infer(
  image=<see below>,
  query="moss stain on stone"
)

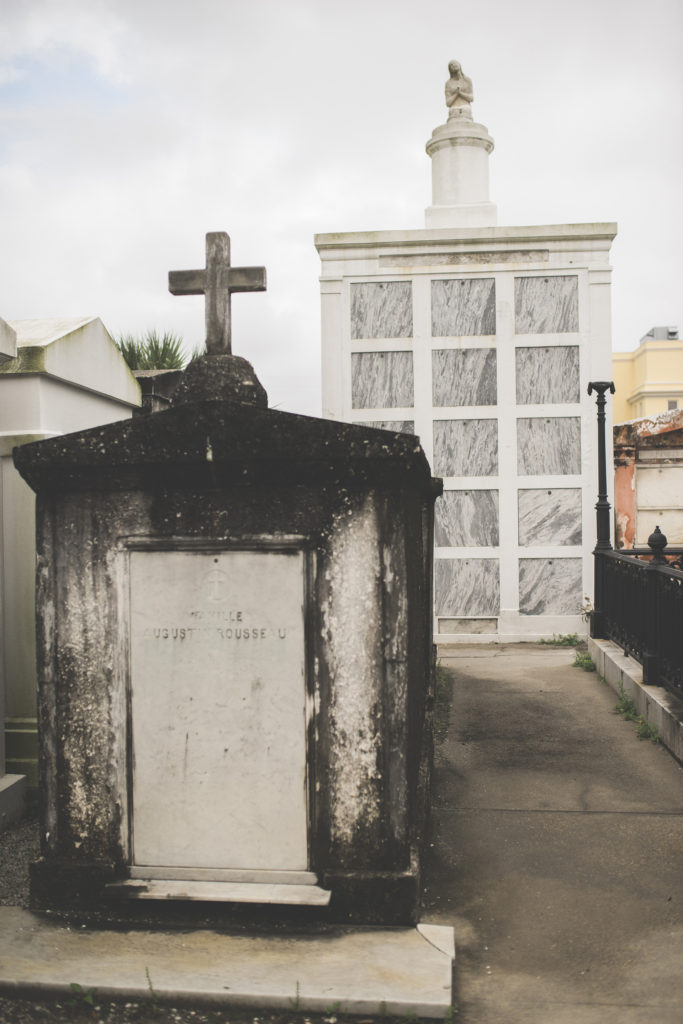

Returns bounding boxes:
[0,345,47,374]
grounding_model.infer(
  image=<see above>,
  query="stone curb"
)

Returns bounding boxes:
[588,638,683,763]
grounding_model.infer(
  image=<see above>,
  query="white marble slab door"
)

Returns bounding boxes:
[128,548,308,873]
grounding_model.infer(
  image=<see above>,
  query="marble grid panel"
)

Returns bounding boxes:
[519,558,583,615]
[518,489,582,546]
[433,349,497,407]
[435,490,499,547]
[351,352,414,409]
[431,278,496,336]
[516,346,580,404]
[433,419,498,477]
[514,275,579,334]
[517,417,581,475]
[435,558,500,616]
[355,420,415,434]
[350,282,413,340]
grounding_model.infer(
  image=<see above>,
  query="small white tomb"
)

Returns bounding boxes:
[0,317,139,817]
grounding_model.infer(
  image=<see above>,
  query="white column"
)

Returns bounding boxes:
[425,120,497,229]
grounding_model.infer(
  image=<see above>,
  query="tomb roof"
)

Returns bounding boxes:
[0,316,140,407]
[9,316,97,346]
[14,399,438,498]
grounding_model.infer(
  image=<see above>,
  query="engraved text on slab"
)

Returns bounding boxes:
[129,548,308,872]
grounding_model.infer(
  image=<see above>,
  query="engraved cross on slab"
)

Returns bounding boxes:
[169,232,267,355]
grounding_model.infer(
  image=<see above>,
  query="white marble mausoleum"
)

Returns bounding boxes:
[316,61,616,642]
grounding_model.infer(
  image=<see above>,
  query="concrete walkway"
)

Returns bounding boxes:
[422,643,683,1024]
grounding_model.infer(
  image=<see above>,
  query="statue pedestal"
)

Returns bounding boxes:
[425,119,497,229]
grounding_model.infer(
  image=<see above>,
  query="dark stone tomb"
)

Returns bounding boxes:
[14,232,441,924]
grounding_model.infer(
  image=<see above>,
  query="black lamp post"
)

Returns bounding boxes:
[588,381,615,636]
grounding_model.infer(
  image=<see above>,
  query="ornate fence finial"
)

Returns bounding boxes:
[648,524,668,563]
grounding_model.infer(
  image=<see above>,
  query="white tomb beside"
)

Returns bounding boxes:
[0,317,140,823]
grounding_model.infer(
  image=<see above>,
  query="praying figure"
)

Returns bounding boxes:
[445,60,473,120]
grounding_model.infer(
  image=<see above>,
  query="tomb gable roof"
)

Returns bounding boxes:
[0,316,140,407]
[13,400,438,497]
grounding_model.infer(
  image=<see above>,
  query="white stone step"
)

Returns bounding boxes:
[107,878,331,906]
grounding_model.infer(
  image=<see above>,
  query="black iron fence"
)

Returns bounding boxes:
[588,380,683,697]
[594,532,683,695]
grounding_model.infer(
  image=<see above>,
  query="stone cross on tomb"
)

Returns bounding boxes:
[169,232,267,356]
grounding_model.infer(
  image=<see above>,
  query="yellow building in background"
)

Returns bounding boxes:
[613,326,683,422]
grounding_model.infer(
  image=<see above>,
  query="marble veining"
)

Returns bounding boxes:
[433,348,497,406]
[431,278,496,336]
[436,490,499,547]
[514,275,579,334]
[519,558,582,615]
[518,489,582,546]
[358,420,415,434]
[351,352,414,409]
[435,558,500,616]
[517,417,581,475]
[434,419,498,477]
[350,282,413,340]
[516,346,580,404]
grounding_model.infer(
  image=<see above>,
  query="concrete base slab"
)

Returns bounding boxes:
[0,774,26,832]
[0,907,454,1018]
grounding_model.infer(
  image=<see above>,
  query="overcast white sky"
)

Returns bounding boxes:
[1,0,681,415]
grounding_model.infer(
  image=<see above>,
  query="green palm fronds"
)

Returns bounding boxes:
[115,330,188,370]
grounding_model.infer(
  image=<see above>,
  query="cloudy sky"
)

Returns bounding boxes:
[1,0,681,415]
